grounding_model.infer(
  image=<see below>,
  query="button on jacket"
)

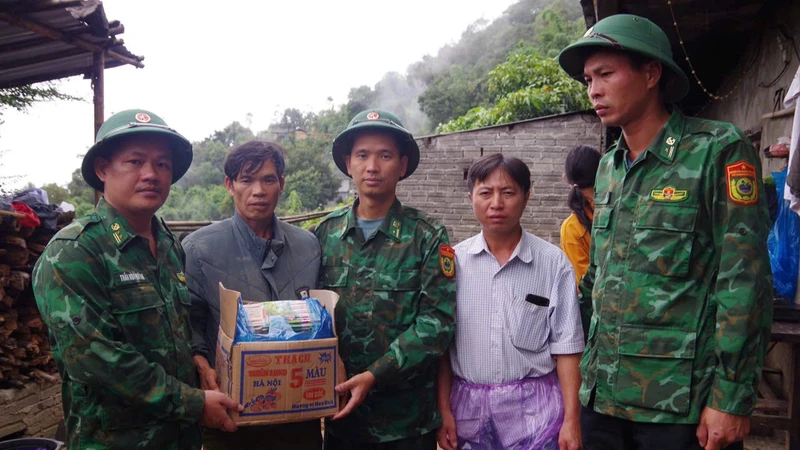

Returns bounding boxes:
[183,212,320,367]
[316,199,456,443]
[579,110,773,423]
[33,198,204,449]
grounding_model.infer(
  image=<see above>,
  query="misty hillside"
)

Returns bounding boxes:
[43,0,589,221]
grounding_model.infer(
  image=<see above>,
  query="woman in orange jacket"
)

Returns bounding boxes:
[560,145,602,288]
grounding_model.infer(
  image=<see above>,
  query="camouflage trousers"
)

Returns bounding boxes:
[203,420,322,450]
[324,430,437,450]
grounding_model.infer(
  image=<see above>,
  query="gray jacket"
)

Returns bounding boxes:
[183,212,320,367]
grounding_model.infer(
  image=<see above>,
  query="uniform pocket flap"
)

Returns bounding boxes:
[110,284,164,314]
[322,266,349,288]
[634,203,698,233]
[177,284,191,306]
[100,402,155,430]
[373,270,421,291]
[618,325,696,359]
[595,191,611,205]
[593,206,613,230]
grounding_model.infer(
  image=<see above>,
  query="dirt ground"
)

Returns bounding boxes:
[745,433,787,450]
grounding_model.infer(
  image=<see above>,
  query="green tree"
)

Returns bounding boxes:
[345,85,376,118]
[280,136,341,212]
[279,190,304,216]
[39,183,70,204]
[311,108,348,137]
[532,9,585,58]
[205,121,254,148]
[438,51,590,133]
[408,0,583,128]
[279,108,312,132]
[0,84,80,121]
[66,168,94,202]
[418,65,486,128]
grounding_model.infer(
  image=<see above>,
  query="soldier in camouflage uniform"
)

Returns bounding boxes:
[33,109,242,449]
[315,109,457,449]
[558,15,773,450]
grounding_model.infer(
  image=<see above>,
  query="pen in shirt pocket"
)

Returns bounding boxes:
[525,294,550,307]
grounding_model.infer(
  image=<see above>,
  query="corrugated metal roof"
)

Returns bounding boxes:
[0,0,143,88]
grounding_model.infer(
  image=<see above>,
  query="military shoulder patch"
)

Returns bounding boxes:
[439,244,455,278]
[650,186,687,202]
[725,160,758,205]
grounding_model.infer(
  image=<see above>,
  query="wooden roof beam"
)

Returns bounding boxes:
[0,46,85,71]
[3,0,84,14]
[108,24,124,36]
[593,0,619,21]
[0,12,144,68]
[0,35,53,54]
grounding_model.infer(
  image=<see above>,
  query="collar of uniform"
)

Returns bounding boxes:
[468,230,532,263]
[159,217,177,245]
[612,108,686,167]
[340,198,405,242]
[652,109,686,164]
[376,199,405,242]
[233,211,284,261]
[95,197,140,249]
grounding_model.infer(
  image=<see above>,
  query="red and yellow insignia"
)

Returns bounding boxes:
[135,112,151,123]
[650,185,687,201]
[439,244,455,278]
[366,111,380,120]
[726,160,758,205]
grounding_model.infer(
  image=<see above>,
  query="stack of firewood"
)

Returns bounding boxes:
[0,209,74,388]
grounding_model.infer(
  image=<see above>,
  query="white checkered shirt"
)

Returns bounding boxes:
[449,230,585,384]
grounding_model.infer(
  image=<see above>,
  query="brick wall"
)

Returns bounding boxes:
[397,111,603,245]
[0,379,62,440]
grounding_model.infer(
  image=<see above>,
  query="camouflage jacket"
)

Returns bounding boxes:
[579,109,773,423]
[315,198,456,442]
[32,198,204,449]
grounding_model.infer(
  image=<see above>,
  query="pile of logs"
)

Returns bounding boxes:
[0,209,73,389]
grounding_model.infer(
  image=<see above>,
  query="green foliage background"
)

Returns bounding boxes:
[7,0,591,221]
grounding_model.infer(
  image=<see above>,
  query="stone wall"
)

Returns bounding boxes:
[0,379,62,441]
[397,111,603,245]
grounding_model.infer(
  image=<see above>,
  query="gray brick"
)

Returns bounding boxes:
[405,113,601,242]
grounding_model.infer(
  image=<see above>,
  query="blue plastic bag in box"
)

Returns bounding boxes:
[233,294,334,343]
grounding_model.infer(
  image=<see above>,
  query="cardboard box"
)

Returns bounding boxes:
[216,283,340,425]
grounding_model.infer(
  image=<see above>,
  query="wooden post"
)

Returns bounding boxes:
[593,0,619,22]
[92,51,104,205]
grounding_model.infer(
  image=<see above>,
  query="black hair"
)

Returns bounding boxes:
[224,141,286,181]
[466,153,531,195]
[564,145,602,231]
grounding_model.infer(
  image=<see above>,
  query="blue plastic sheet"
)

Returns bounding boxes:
[233,295,334,343]
[768,169,800,299]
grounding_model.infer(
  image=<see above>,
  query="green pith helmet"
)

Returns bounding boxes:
[558,14,689,103]
[331,109,420,180]
[81,109,193,192]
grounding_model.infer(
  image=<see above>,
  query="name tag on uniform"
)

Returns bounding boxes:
[117,272,146,284]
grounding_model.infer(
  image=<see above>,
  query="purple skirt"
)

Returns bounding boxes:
[451,371,563,450]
